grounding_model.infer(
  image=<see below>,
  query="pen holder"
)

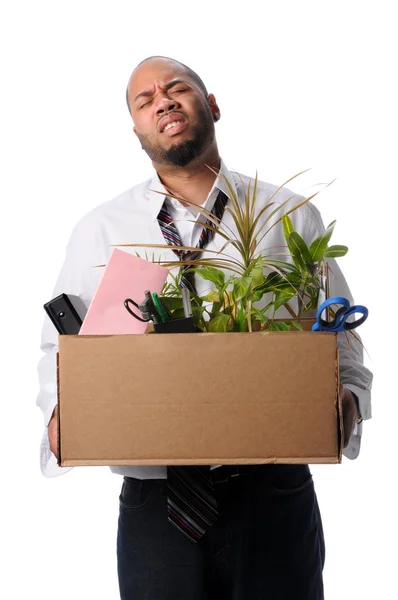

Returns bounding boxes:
[154,316,196,334]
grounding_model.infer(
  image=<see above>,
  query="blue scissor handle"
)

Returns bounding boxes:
[312,296,368,332]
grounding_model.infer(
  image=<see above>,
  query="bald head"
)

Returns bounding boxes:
[126,56,208,114]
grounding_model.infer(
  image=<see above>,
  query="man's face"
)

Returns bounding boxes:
[127,59,218,167]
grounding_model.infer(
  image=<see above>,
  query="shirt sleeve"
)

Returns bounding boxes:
[36,217,101,477]
[303,202,373,460]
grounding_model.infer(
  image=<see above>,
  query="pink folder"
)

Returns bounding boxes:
[79,248,169,335]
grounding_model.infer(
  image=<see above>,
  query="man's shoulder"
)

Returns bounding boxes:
[231,168,323,230]
[232,170,305,203]
[71,177,152,233]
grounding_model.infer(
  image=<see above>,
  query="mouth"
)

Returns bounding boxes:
[159,113,188,136]
[162,120,188,137]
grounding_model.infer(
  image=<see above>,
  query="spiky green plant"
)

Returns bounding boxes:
[114,167,348,332]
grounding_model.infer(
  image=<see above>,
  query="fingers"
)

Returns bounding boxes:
[48,405,59,459]
[341,389,357,448]
[343,414,356,448]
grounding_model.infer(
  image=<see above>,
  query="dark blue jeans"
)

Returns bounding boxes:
[117,464,325,599]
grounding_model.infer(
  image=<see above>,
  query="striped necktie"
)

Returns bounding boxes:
[157,189,229,543]
[157,189,229,293]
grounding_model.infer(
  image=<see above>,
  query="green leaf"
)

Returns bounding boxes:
[209,301,223,316]
[263,260,301,275]
[196,266,225,289]
[253,271,281,294]
[207,313,231,332]
[234,307,247,331]
[273,287,297,310]
[309,220,336,262]
[292,321,304,331]
[323,245,348,258]
[249,257,264,288]
[273,274,302,291]
[233,276,252,302]
[171,308,186,319]
[288,232,313,266]
[282,214,294,240]
[192,306,206,320]
[200,291,221,303]
[160,297,183,311]
[252,288,265,303]
[252,269,301,302]
[251,307,269,324]
[263,271,283,286]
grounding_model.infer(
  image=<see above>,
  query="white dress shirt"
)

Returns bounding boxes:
[37,159,373,479]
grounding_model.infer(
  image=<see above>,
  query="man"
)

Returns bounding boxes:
[38,56,373,599]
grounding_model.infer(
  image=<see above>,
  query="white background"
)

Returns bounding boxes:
[1,1,396,598]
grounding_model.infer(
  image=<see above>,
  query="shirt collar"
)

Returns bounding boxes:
[144,158,236,221]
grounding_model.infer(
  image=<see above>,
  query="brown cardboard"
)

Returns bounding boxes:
[57,329,342,467]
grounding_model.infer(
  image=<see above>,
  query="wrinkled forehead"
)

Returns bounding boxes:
[129,59,189,98]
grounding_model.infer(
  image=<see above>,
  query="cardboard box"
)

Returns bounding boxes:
[57,326,342,466]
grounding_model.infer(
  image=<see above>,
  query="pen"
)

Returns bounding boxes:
[152,292,169,323]
[319,261,329,320]
[181,287,193,318]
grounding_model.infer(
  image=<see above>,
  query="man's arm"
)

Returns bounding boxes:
[303,202,373,459]
[37,217,100,476]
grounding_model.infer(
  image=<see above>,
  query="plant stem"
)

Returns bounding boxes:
[246,298,252,332]
[297,272,310,318]
[284,302,298,319]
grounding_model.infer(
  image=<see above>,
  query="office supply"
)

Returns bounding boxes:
[124,290,166,324]
[79,248,169,335]
[181,287,193,317]
[312,296,368,332]
[153,316,195,334]
[318,262,328,308]
[152,292,170,323]
[124,298,152,323]
[143,290,160,323]
[44,294,82,334]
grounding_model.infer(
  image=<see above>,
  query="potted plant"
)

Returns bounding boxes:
[116,168,348,334]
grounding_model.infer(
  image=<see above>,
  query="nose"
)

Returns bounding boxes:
[155,95,180,116]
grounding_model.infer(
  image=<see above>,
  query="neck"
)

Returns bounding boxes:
[154,146,221,206]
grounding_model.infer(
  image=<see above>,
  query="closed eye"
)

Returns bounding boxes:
[139,88,187,108]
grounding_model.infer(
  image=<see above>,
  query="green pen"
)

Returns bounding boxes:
[152,292,169,323]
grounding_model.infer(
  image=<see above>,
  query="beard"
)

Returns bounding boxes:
[137,107,215,167]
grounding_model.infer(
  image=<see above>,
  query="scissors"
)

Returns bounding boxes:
[124,290,160,323]
[312,296,368,332]
[124,290,171,324]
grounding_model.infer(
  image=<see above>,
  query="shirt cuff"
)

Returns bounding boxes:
[40,428,73,478]
[342,425,362,460]
[343,383,371,421]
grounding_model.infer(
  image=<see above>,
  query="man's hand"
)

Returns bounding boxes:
[341,387,359,448]
[48,405,59,459]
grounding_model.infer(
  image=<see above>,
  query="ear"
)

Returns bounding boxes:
[207,93,221,122]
